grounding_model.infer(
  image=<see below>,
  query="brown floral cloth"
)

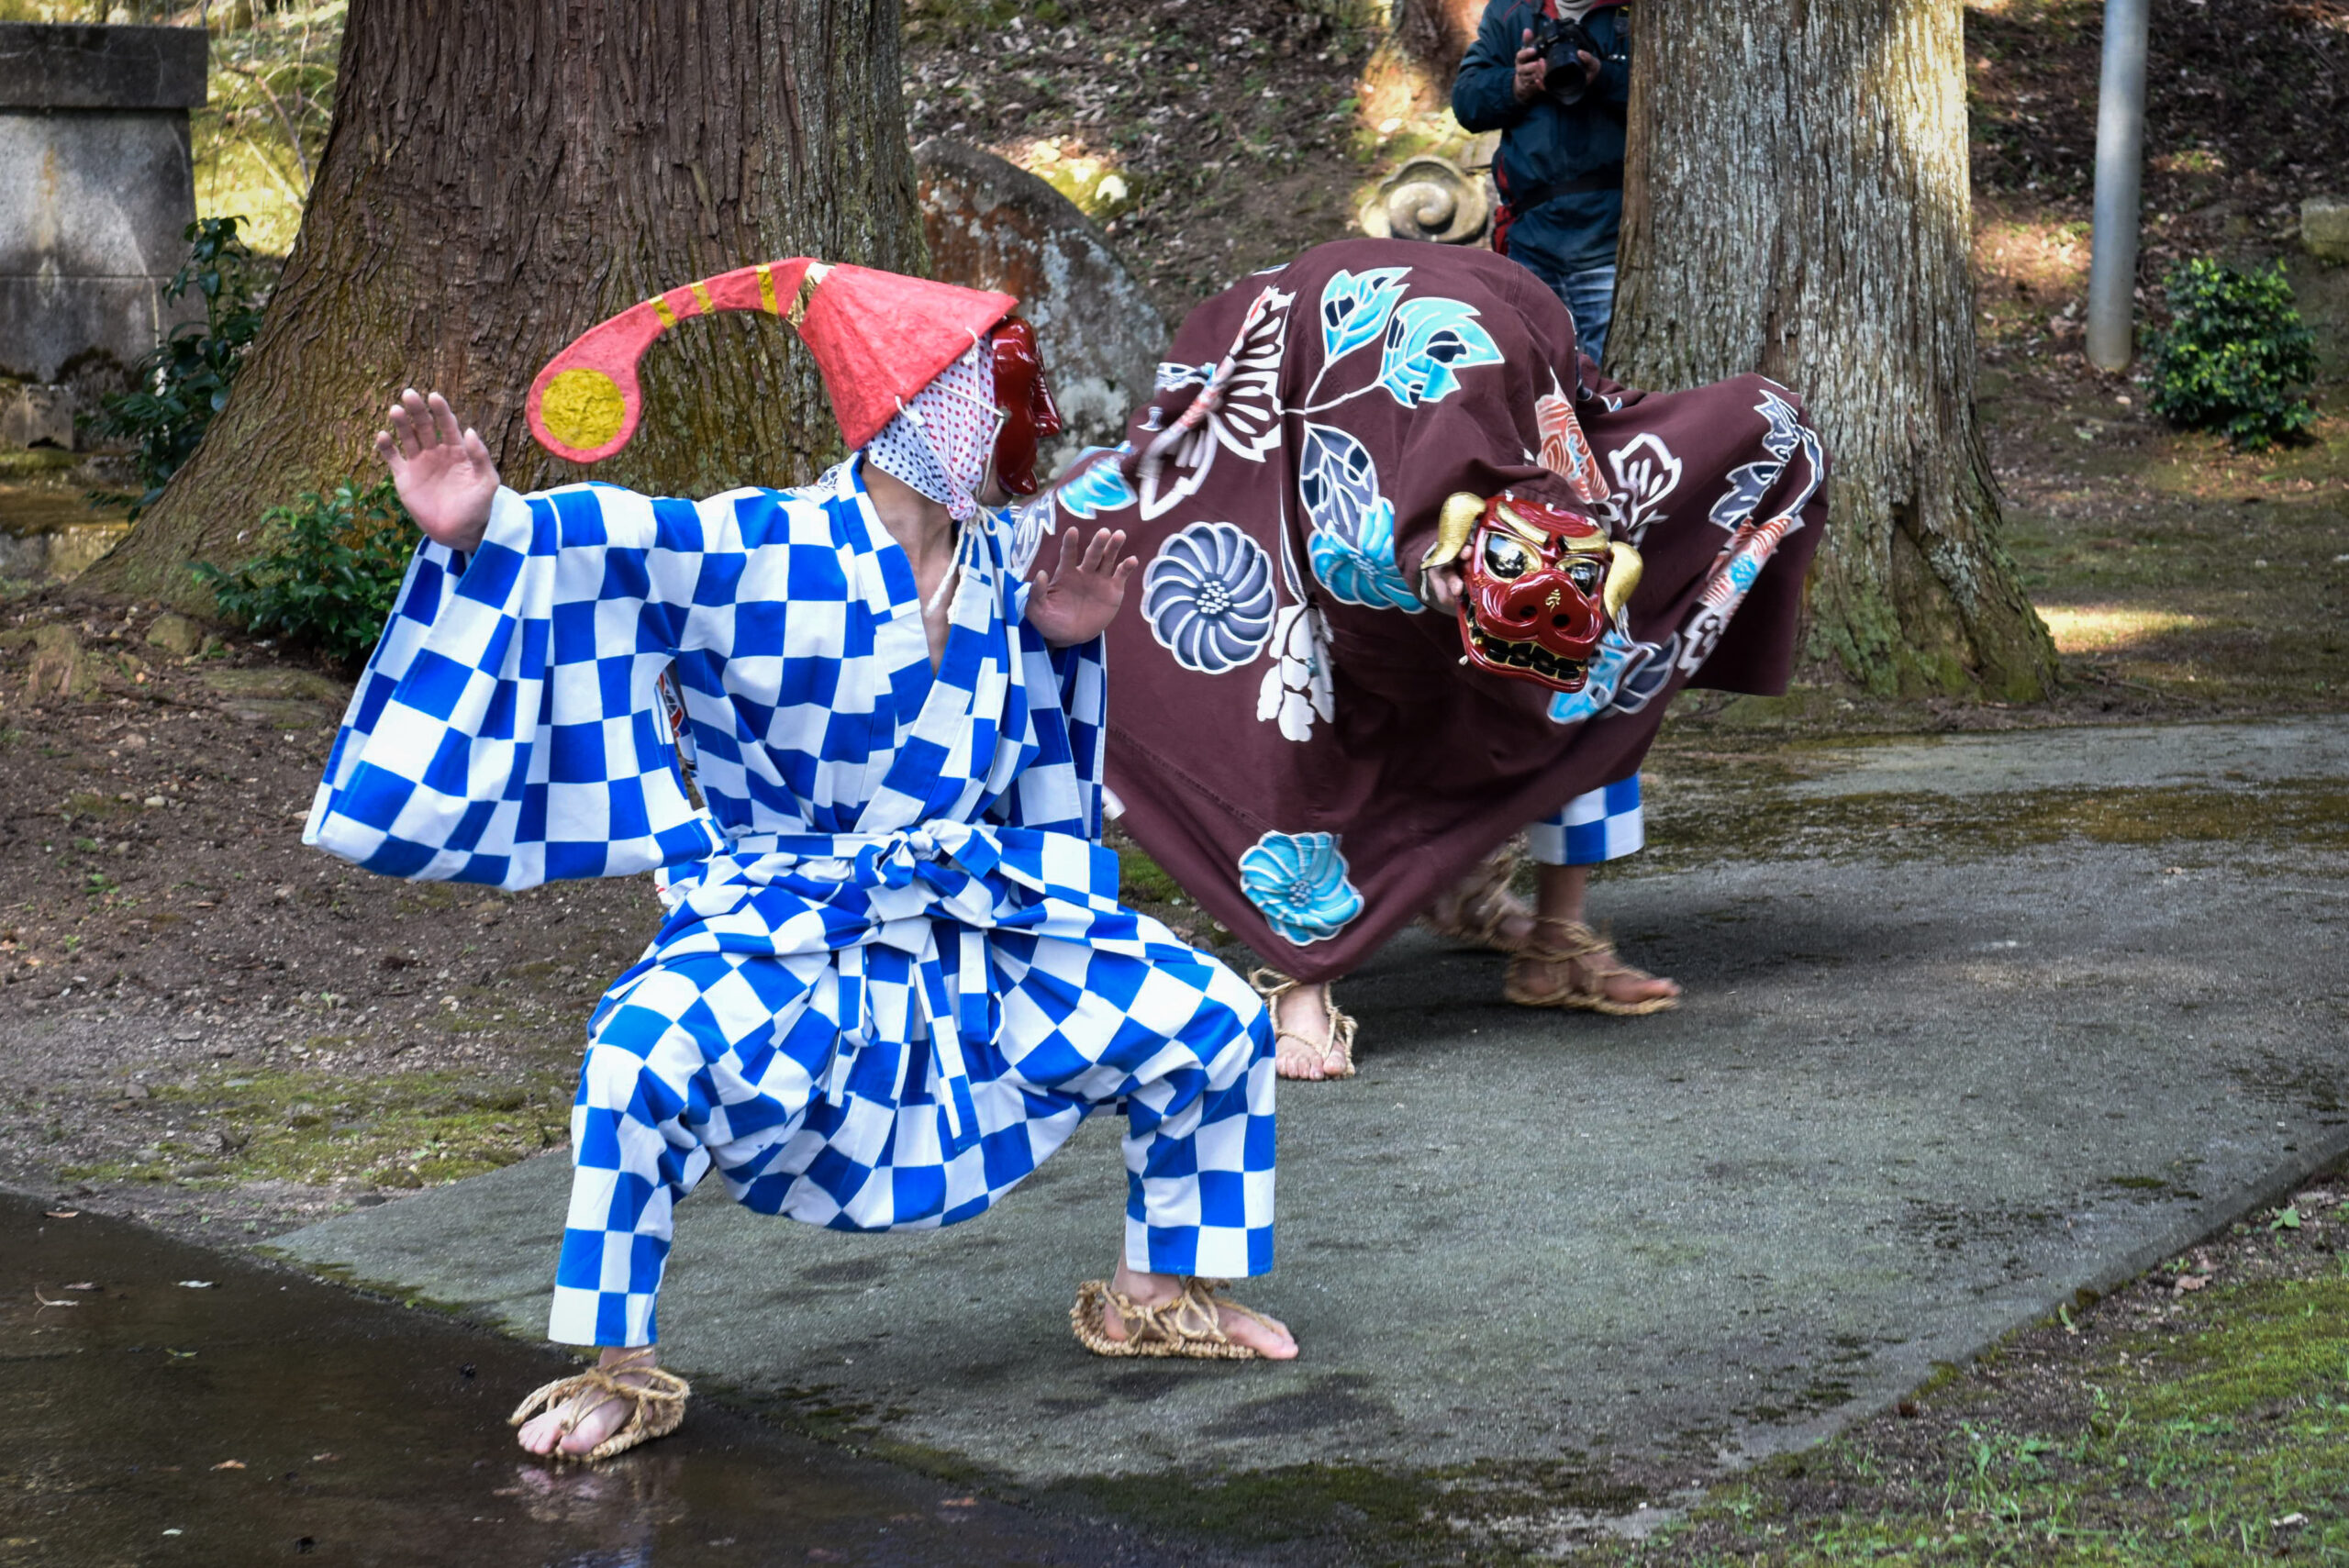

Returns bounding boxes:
[1028,239,1828,982]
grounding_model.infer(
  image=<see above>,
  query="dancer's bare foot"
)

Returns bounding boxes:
[1508,863,1681,1011]
[1097,1261,1298,1358]
[1509,942,1680,1009]
[1272,980,1353,1080]
[516,1348,658,1458]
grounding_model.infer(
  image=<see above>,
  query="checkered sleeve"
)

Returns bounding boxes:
[304,484,724,890]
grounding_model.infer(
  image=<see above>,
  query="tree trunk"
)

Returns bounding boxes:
[1389,0,1482,89]
[1611,0,2058,700]
[86,0,924,606]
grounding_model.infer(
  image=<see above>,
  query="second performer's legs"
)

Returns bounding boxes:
[1514,776,1678,1011]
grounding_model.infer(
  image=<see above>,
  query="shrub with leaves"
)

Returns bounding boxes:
[2149,258,2319,450]
[194,478,417,670]
[83,217,271,514]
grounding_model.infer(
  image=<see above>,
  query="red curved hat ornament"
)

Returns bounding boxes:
[526,259,821,464]
[525,258,1022,464]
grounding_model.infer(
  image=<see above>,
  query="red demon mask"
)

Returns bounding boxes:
[1437,492,1642,692]
[989,317,1063,496]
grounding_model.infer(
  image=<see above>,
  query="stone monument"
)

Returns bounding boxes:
[915,138,1164,477]
[0,23,207,449]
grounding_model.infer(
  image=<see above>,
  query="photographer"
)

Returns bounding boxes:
[1452,0,1632,362]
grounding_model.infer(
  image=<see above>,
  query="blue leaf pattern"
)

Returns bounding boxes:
[1297,422,1420,611]
[1318,267,1411,363]
[1238,830,1364,946]
[1056,455,1137,521]
[1375,297,1504,407]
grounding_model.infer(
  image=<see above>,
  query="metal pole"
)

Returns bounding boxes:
[2086,0,2150,371]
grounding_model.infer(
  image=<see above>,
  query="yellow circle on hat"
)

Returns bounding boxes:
[540,368,627,452]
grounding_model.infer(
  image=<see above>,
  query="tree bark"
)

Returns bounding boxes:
[87,0,925,605]
[1611,0,2058,700]
[1389,0,1482,89]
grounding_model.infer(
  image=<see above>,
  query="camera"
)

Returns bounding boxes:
[1526,14,1604,102]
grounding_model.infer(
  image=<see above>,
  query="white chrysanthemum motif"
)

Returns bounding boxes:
[1141,521,1277,674]
[1257,604,1335,741]
[1605,432,1683,546]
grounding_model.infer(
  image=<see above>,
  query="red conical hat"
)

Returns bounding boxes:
[526,259,1019,464]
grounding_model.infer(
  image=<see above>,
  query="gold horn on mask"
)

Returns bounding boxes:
[1423,492,1485,573]
[1604,540,1643,622]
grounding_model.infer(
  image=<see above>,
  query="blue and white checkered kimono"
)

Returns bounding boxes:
[307,458,1275,1348]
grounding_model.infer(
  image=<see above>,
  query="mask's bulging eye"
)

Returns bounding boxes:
[1566,560,1602,593]
[1481,532,1532,579]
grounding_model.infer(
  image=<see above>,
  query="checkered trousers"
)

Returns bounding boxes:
[553,877,1275,1348]
[1526,773,1643,866]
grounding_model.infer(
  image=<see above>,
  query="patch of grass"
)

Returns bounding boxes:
[1116,841,1186,906]
[64,1063,573,1192]
[1597,1273,2349,1565]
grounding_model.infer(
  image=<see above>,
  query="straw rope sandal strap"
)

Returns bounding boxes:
[508,1352,692,1462]
[1248,967,1358,1080]
[1419,845,1531,954]
[1070,1276,1271,1361]
[1503,917,1679,1017]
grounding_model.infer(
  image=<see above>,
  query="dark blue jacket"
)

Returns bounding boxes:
[1451,0,1632,275]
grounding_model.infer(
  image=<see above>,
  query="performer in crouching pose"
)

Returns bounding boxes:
[1029,239,1829,1078]
[306,260,1293,1464]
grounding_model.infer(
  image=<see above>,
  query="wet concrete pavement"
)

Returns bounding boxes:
[0,1194,1209,1567]
[268,717,2349,1506]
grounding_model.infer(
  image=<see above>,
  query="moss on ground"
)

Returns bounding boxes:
[61,1061,574,1192]
[1631,777,2349,877]
[1571,1196,2349,1566]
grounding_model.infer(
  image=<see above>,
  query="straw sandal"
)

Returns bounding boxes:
[508,1351,692,1462]
[1419,844,1531,954]
[1249,967,1357,1080]
[1504,917,1679,1017]
[1070,1276,1280,1361]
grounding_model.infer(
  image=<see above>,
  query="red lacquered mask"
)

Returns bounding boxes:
[1454,493,1642,692]
[989,317,1063,495]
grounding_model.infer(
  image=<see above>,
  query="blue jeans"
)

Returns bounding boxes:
[1510,255,1617,366]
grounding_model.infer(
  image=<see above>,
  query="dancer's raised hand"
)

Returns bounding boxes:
[375,388,501,554]
[1024,526,1135,648]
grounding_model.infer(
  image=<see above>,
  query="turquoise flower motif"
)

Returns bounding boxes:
[1056,453,1137,521]
[1319,266,1412,362]
[1376,297,1504,407]
[1298,422,1419,611]
[1238,830,1364,947]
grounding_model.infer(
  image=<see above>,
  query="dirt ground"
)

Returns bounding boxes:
[0,617,657,1240]
[0,0,2343,1557]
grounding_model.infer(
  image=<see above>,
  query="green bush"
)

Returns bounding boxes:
[2149,258,2319,450]
[194,478,417,670]
[83,217,270,514]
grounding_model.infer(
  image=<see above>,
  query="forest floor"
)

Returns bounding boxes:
[0,0,2342,1562]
